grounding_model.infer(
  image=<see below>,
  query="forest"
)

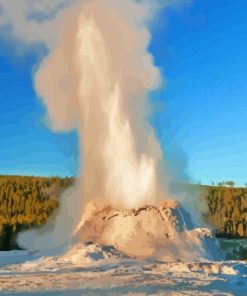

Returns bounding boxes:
[0,175,246,250]
[0,175,74,250]
[202,184,247,238]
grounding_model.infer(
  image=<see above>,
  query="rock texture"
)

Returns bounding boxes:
[77,199,222,261]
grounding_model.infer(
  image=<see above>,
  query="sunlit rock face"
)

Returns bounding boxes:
[77,199,222,262]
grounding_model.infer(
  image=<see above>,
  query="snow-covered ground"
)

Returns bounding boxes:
[0,242,246,296]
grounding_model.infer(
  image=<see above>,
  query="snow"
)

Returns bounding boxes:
[0,242,246,295]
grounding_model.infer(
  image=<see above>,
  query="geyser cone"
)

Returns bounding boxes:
[77,198,222,261]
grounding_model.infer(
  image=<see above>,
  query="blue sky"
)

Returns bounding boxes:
[0,0,247,185]
[0,52,79,177]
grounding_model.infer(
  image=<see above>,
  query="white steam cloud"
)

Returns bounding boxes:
[0,0,75,46]
[0,0,189,250]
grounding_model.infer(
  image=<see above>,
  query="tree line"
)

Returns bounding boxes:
[203,185,247,238]
[0,176,246,250]
[0,175,74,250]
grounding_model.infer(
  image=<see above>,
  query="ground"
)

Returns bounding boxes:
[0,243,246,296]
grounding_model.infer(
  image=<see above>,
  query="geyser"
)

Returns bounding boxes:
[19,0,169,250]
[2,0,220,260]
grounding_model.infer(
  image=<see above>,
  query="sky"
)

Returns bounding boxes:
[0,0,247,185]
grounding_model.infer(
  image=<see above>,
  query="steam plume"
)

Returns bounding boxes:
[0,0,189,250]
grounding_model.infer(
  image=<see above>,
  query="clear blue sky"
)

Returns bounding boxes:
[0,0,247,185]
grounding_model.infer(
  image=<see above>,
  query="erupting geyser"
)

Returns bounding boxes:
[16,0,221,261]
